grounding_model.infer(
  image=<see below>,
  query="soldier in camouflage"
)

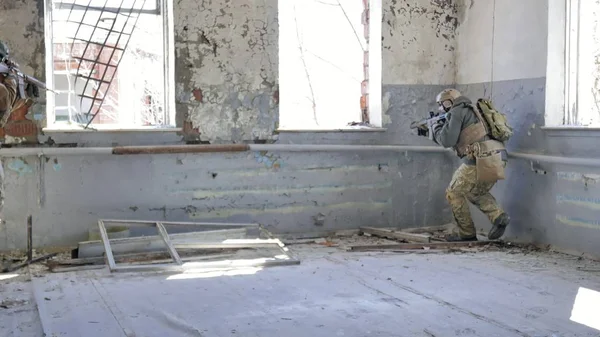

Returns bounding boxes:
[0,40,25,217]
[0,40,18,125]
[425,88,511,241]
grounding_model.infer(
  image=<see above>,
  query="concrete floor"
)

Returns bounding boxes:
[1,241,600,337]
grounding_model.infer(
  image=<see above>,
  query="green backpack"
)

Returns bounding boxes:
[472,98,513,143]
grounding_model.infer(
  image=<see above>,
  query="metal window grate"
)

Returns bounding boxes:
[53,0,150,128]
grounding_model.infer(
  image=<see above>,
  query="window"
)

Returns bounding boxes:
[546,0,600,127]
[278,0,382,130]
[43,0,176,130]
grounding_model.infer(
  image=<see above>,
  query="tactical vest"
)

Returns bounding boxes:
[454,103,505,158]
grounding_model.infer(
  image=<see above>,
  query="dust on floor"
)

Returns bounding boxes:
[1,236,600,337]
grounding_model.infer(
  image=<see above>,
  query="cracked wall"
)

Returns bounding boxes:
[380,0,460,150]
[174,0,279,143]
[0,0,460,141]
[0,0,596,257]
[383,0,458,85]
[0,0,461,250]
[176,0,460,140]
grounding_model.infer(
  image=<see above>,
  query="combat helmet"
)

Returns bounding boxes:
[436,88,461,112]
[436,88,461,104]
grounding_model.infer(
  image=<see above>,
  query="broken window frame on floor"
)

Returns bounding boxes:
[97,219,300,273]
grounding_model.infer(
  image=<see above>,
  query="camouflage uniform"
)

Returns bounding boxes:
[428,89,510,241]
[0,72,16,215]
[0,72,18,120]
[0,40,19,216]
[445,162,507,238]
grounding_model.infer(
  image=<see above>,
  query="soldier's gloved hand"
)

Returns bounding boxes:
[427,118,443,142]
[417,126,428,137]
[26,83,39,98]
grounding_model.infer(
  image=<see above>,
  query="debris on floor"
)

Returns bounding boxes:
[360,226,433,243]
[344,224,503,253]
[3,237,599,337]
[1,223,581,278]
[1,250,59,273]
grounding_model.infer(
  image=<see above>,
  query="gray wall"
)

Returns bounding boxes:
[6,0,597,258]
[456,0,600,258]
[0,0,461,250]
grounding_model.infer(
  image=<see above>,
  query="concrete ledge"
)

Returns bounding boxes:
[276,128,387,133]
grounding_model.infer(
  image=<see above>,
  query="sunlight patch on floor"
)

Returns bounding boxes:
[570,286,600,331]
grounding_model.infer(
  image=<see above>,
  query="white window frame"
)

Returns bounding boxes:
[277,0,383,131]
[368,0,383,128]
[545,0,600,128]
[42,0,177,131]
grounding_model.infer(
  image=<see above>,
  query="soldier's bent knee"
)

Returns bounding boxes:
[0,83,9,113]
[445,190,457,203]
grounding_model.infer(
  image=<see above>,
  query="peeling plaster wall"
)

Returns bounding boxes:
[0,1,45,84]
[175,0,279,143]
[0,0,462,250]
[383,0,458,85]
[456,0,600,258]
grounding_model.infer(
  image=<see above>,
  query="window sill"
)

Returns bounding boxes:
[276,127,387,133]
[42,126,182,133]
[541,126,600,137]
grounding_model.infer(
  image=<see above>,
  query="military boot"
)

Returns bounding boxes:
[488,213,510,240]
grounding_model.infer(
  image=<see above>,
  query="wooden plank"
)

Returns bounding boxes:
[55,251,173,266]
[400,224,453,234]
[360,227,431,243]
[349,240,499,252]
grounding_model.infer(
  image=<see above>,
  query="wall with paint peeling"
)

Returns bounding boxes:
[175,0,279,142]
[6,0,600,258]
[0,0,462,250]
[383,0,458,85]
[455,0,600,258]
[0,0,461,140]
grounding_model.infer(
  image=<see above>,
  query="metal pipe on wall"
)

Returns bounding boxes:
[0,144,599,168]
[0,147,113,157]
[112,144,250,155]
[0,144,450,157]
[247,144,450,153]
[507,152,600,168]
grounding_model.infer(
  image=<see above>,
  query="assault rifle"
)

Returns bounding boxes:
[0,56,54,99]
[410,111,448,130]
